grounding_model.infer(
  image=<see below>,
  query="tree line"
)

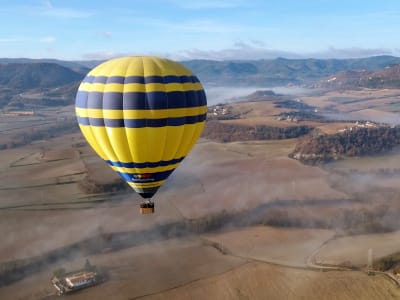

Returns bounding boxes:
[202,120,312,142]
[290,126,400,164]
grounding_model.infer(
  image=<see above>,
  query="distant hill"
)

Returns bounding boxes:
[3,55,400,88]
[314,64,400,89]
[0,62,86,109]
[0,58,94,73]
[183,55,400,86]
[0,62,84,89]
[1,55,400,109]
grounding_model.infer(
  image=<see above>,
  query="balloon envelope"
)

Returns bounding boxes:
[75,56,207,198]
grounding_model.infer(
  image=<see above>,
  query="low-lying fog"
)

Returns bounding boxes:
[204,85,316,105]
[206,85,400,126]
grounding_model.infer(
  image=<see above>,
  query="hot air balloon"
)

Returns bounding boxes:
[75,56,207,214]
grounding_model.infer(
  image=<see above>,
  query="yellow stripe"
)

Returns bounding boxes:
[78,124,204,163]
[80,122,204,161]
[110,163,179,174]
[75,106,207,119]
[128,181,165,188]
[89,56,193,77]
[175,121,205,158]
[78,124,114,161]
[78,82,203,93]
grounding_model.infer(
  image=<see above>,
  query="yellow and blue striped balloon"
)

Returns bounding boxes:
[75,56,207,199]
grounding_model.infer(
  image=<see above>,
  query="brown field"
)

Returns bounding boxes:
[203,226,335,267]
[170,139,348,218]
[145,262,400,300]
[1,90,400,299]
[216,88,400,134]
[315,231,400,267]
[301,88,400,109]
[315,122,359,134]
[3,237,399,300]
[301,88,400,123]
[228,100,288,118]
[0,238,245,300]
[329,151,400,170]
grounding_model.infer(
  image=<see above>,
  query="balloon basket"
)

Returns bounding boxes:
[140,202,155,214]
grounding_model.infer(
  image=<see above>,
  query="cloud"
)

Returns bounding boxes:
[81,42,398,63]
[171,42,299,60]
[0,36,56,44]
[39,36,56,43]
[38,0,93,19]
[205,86,314,105]
[81,51,122,60]
[42,0,53,9]
[45,46,56,54]
[143,17,248,35]
[310,46,393,59]
[167,0,249,9]
[98,31,113,38]
[81,49,172,61]
[250,39,265,47]
[162,42,397,61]
[0,37,22,43]
[0,2,92,19]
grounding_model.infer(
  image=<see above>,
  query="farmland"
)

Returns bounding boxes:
[1,87,400,299]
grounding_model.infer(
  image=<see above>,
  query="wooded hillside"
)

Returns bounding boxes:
[290,126,400,164]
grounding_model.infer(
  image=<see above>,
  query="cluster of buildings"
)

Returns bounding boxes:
[337,121,379,133]
[276,115,299,123]
[210,105,230,116]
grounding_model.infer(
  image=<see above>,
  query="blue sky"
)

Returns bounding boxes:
[1,0,400,61]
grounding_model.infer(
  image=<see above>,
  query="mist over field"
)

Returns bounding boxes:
[205,86,316,105]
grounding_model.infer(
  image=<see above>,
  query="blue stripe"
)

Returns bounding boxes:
[117,169,174,183]
[105,157,185,169]
[77,113,206,128]
[82,75,200,85]
[76,90,207,110]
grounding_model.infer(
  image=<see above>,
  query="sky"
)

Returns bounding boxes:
[1,0,400,61]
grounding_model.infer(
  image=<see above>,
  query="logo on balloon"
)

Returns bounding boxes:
[132,173,154,182]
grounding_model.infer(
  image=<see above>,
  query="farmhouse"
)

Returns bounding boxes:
[51,264,104,295]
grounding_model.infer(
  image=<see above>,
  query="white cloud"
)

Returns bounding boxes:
[81,51,122,60]
[42,0,53,9]
[250,39,265,47]
[125,15,248,35]
[310,46,393,59]
[0,1,92,19]
[41,8,93,19]
[34,0,94,19]
[0,37,22,43]
[171,20,244,34]
[39,36,56,43]
[80,42,397,62]
[98,31,113,38]
[161,42,397,61]
[0,36,56,44]
[170,42,299,60]
[45,46,56,54]
[167,0,249,9]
